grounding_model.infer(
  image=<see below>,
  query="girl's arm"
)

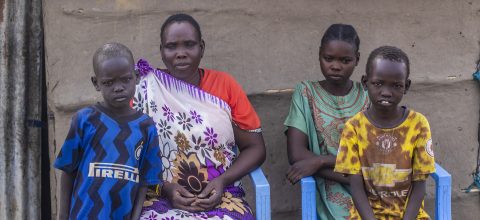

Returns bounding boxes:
[286,127,320,163]
[350,174,376,220]
[58,171,75,220]
[286,127,348,184]
[315,168,349,184]
[195,126,266,210]
[402,180,426,220]
[131,185,147,220]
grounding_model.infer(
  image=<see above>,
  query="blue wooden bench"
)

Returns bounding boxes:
[301,163,451,220]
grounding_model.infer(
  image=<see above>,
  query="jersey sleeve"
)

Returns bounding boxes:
[412,115,436,181]
[284,83,308,134]
[140,121,162,186]
[54,112,84,173]
[334,120,361,175]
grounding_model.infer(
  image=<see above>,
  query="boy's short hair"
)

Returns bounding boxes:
[93,43,134,75]
[366,46,410,78]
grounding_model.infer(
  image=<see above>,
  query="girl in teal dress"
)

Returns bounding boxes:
[284,24,369,219]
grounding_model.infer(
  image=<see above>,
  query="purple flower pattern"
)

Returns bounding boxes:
[141,80,148,100]
[190,110,203,124]
[191,134,212,159]
[176,112,193,131]
[162,105,174,122]
[132,91,145,112]
[204,127,218,147]
[143,212,157,220]
[157,119,172,139]
[136,59,154,76]
[150,100,158,113]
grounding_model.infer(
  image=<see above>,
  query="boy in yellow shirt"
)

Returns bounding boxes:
[334,46,435,219]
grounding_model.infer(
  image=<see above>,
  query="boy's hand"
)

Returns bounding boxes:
[286,156,323,184]
[193,177,226,210]
[163,182,202,212]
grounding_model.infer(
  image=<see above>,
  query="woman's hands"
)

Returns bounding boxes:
[286,156,324,184]
[194,177,226,210]
[162,182,202,212]
[163,178,226,212]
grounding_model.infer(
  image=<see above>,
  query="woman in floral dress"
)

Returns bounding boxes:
[134,13,266,220]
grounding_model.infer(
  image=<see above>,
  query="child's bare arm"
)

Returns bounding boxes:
[350,174,376,220]
[58,171,75,220]
[402,180,426,220]
[131,185,147,220]
[286,127,344,184]
[316,168,349,184]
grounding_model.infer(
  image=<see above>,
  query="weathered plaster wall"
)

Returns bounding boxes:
[44,0,480,218]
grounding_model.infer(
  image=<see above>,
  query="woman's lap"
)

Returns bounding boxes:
[140,187,254,220]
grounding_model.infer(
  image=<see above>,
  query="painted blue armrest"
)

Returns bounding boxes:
[301,176,316,220]
[249,167,271,220]
[301,164,452,220]
[430,163,452,220]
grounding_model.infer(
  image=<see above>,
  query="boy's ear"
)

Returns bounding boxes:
[200,40,205,58]
[91,76,100,91]
[361,75,368,90]
[404,79,411,94]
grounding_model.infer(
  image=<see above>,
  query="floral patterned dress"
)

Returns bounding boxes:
[134,59,261,220]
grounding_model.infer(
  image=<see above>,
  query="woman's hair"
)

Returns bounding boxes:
[160,13,202,43]
[320,24,360,53]
[366,46,410,78]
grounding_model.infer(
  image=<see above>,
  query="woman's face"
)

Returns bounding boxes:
[161,21,204,81]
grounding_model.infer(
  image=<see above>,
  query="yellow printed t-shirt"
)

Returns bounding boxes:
[334,109,435,219]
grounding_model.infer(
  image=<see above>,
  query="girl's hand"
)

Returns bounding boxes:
[162,182,202,212]
[286,156,324,184]
[194,177,226,210]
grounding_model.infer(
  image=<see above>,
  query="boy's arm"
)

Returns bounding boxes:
[405,116,434,219]
[58,171,75,220]
[350,174,376,220]
[402,180,426,220]
[131,185,147,220]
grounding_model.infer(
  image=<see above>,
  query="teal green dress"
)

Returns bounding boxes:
[284,81,369,219]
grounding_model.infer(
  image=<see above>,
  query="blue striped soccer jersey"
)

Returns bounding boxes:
[54,104,162,219]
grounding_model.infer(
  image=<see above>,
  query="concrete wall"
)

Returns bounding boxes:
[44,0,480,218]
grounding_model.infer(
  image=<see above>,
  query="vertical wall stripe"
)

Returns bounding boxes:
[0,0,44,219]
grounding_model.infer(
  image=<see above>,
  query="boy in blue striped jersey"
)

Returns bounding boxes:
[55,43,162,220]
